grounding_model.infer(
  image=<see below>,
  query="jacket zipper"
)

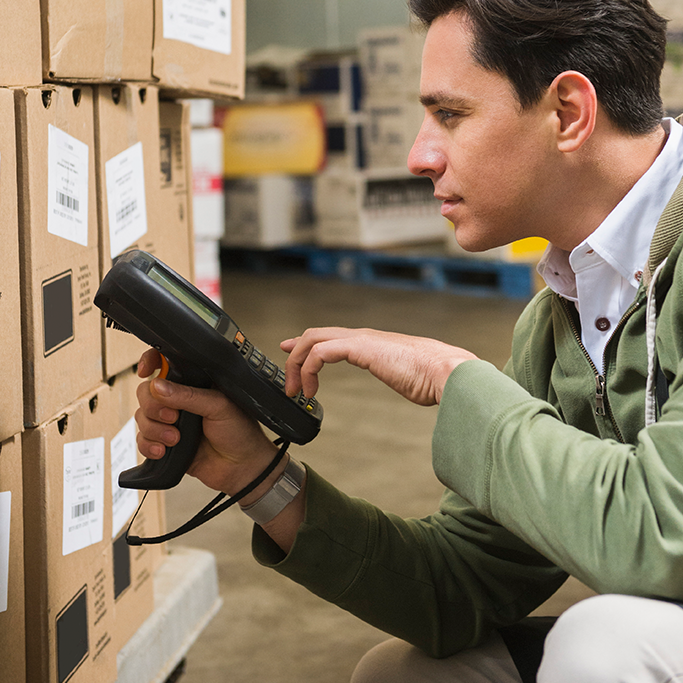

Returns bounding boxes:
[560,297,641,444]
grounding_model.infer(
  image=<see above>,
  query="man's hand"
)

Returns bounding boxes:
[281,327,478,405]
[134,348,279,496]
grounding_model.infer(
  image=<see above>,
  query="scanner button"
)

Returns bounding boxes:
[240,340,252,356]
[273,370,286,388]
[306,398,317,411]
[249,349,264,367]
[260,361,276,378]
[234,331,246,347]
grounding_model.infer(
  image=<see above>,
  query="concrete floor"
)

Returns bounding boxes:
[165,270,595,683]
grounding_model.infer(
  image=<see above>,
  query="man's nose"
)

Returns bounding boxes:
[407,116,446,179]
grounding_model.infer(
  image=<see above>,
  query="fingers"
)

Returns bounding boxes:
[138,348,163,378]
[135,407,179,459]
[148,378,231,422]
[136,375,239,461]
[283,327,361,398]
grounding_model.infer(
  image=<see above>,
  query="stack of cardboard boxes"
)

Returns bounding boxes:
[220,95,325,249]
[314,25,449,249]
[218,28,448,250]
[0,2,244,682]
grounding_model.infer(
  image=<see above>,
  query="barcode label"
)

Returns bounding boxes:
[63,437,105,556]
[115,200,138,224]
[47,125,89,247]
[72,500,95,519]
[105,141,148,258]
[111,417,140,538]
[56,191,80,213]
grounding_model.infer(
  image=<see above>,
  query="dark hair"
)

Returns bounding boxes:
[408,0,668,134]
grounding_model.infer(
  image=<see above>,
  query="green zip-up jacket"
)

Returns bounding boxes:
[253,178,683,659]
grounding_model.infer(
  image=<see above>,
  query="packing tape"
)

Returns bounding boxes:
[126,85,139,147]
[104,0,125,80]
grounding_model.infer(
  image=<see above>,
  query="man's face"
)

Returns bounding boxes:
[408,11,557,251]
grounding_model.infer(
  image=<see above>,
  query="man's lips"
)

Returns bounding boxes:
[435,195,462,218]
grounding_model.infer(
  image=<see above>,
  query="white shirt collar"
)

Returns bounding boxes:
[538,118,683,300]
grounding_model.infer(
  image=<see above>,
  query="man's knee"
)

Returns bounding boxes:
[351,634,522,683]
[538,594,683,683]
[351,639,422,683]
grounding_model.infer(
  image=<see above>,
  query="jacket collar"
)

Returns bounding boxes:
[644,113,683,286]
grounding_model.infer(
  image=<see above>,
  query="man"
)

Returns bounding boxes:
[136,0,683,680]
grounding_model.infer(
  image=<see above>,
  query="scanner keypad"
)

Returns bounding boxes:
[232,331,320,416]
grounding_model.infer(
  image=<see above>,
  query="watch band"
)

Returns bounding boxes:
[241,456,306,525]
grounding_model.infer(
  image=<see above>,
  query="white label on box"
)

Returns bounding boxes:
[47,125,90,246]
[163,0,232,55]
[63,438,105,556]
[111,417,140,538]
[0,491,10,613]
[105,142,148,258]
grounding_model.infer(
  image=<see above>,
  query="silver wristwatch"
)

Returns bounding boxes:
[241,456,306,525]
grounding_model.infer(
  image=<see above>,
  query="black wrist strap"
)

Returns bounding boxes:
[125,439,290,546]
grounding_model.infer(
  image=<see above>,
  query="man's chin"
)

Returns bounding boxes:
[451,228,505,254]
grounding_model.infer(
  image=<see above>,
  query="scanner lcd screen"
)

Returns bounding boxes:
[149,266,220,328]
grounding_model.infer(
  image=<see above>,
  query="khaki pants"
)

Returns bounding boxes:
[351,595,683,683]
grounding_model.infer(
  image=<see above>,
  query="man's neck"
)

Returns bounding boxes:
[546,122,668,252]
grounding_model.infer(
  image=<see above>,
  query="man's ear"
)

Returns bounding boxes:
[548,71,598,153]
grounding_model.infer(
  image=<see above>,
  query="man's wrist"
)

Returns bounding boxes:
[218,440,285,500]
[240,455,306,525]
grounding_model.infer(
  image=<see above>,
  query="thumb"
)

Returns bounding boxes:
[150,378,228,420]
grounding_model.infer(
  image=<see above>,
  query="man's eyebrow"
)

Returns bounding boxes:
[418,93,472,110]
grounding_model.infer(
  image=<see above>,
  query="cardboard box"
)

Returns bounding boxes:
[102,368,165,653]
[0,1,42,86]
[314,170,449,248]
[326,117,366,171]
[94,84,185,379]
[0,89,24,442]
[23,388,117,683]
[41,0,154,82]
[223,175,315,248]
[159,100,195,282]
[357,25,424,100]
[152,0,246,99]
[0,435,26,683]
[191,127,225,239]
[364,97,423,170]
[15,85,102,428]
[296,53,363,121]
[222,101,326,177]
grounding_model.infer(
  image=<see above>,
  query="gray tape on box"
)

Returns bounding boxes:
[104,0,125,79]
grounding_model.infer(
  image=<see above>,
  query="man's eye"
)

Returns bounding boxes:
[435,109,457,123]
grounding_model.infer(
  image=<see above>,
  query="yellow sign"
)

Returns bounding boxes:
[509,236,548,259]
[222,101,327,177]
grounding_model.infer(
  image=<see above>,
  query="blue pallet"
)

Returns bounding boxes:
[221,246,535,300]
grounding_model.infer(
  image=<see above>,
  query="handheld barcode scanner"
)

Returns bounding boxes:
[94,249,323,493]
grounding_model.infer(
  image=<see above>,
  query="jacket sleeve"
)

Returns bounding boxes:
[432,358,683,601]
[252,465,567,658]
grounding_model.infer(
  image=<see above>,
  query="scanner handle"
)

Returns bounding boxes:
[118,355,211,490]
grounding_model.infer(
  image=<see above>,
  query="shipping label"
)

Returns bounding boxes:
[105,141,148,258]
[111,417,140,538]
[0,491,10,613]
[63,438,105,556]
[163,0,232,55]
[47,125,90,246]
